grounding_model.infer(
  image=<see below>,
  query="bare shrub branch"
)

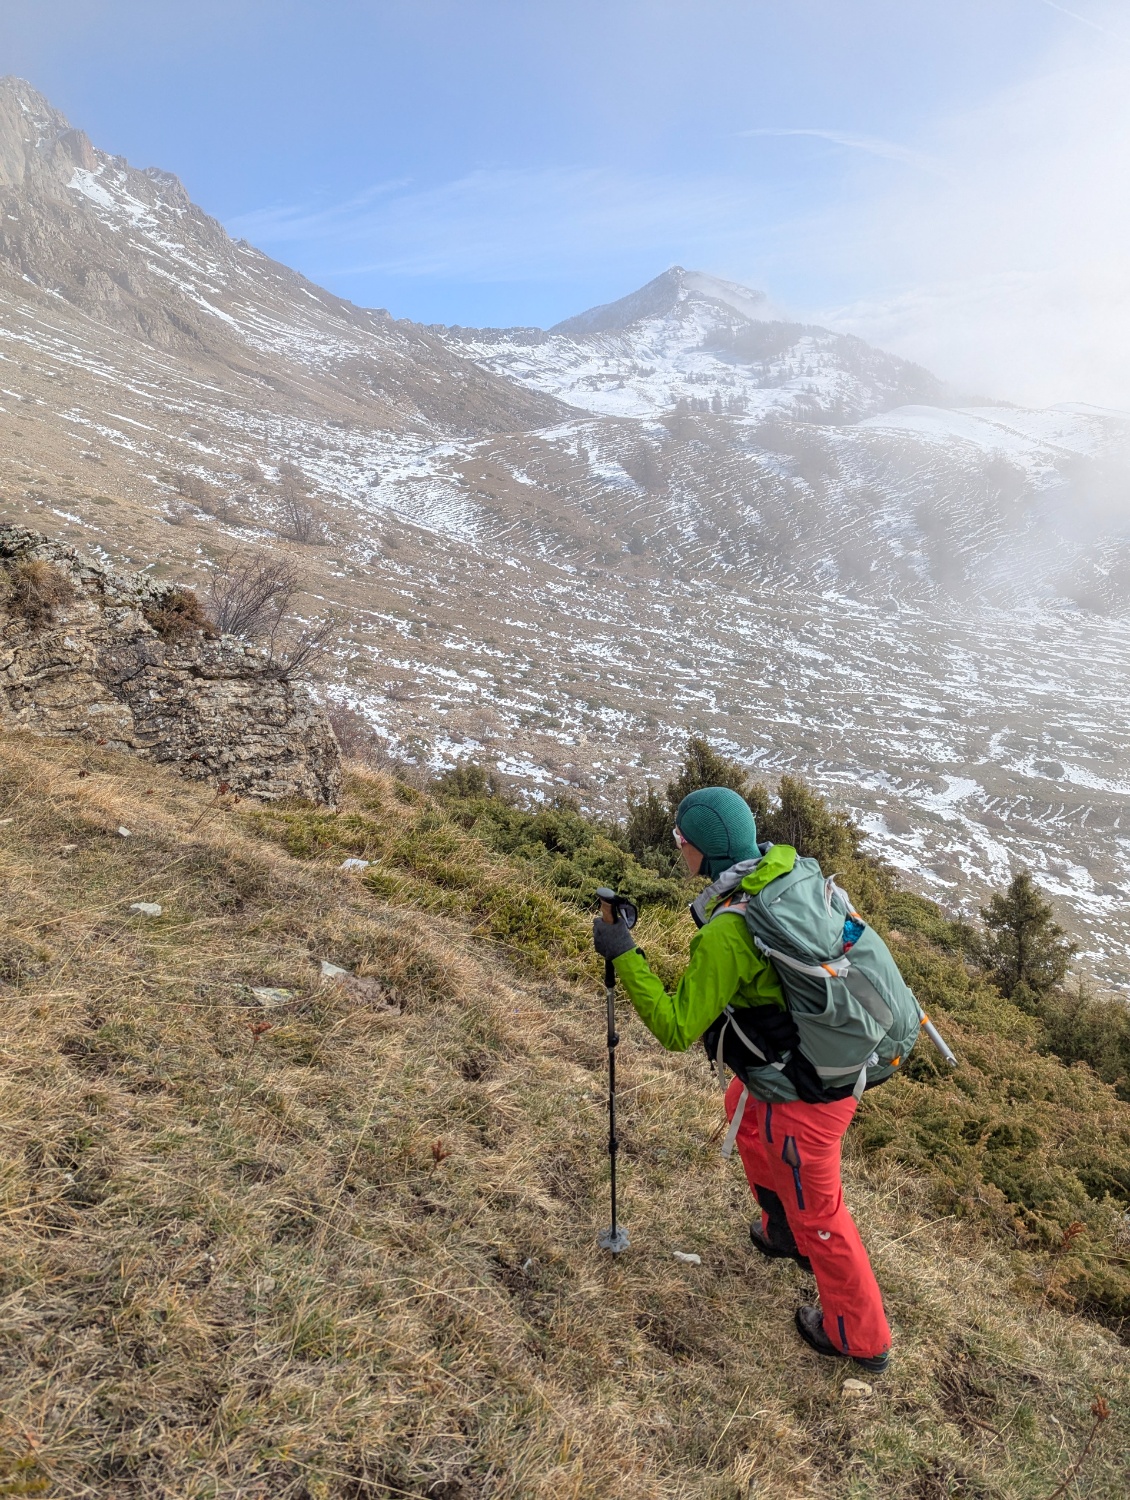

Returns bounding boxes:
[203,550,336,680]
[324,705,394,767]
[277,484,328,545]
[172,471,217,503]
[206,552,300,640]
[269,612,340,682]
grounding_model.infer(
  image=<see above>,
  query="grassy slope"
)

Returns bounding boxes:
[1,733,1128,1500]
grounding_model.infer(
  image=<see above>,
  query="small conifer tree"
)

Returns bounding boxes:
[664,736,769,826]
[625,785,670,860]
[978,871,1076,1006]
[760,775,861,870]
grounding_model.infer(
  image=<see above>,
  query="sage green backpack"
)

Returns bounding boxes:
[696,848,923,1146]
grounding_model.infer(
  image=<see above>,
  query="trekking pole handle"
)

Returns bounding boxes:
[594,887,637,1045]
[598,893,619,1020]
[595,887,638,932]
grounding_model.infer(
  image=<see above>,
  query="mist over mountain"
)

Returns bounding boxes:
[3,76,1130,979]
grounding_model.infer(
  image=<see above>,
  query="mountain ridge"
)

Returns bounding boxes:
[0,76,563,438]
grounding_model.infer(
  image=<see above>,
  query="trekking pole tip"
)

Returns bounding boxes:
[598,1225,630,1254]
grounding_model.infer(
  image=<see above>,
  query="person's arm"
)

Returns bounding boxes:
[613,917,778,1051]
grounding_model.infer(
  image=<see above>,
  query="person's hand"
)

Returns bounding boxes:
[593,914,637,961]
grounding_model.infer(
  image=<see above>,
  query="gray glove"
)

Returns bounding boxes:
[593,915,637,961]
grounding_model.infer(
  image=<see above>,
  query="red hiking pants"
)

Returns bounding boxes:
[725,1077,891,1359]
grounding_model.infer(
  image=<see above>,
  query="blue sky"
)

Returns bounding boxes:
[2,2,1129,403]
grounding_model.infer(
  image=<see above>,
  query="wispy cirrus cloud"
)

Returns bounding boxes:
[229,164,771,283]
[1036,0,1123,37]
[738,127,949,177]
[228,177,412,243]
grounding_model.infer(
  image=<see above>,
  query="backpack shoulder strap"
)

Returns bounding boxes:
[689,858,759,929]
[711,1004,788,1158]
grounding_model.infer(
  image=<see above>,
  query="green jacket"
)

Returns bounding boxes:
[612,844,795,1052]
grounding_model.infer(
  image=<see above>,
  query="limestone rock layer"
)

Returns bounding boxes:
[0,525,341,806]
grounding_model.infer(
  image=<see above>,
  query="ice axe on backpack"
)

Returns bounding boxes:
[917,1003,958,1069]
[593,886,638,1254]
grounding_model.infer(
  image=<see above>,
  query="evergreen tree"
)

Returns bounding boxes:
[624,442,664,494]
[978,871,1076,1006]
[665,736,765,820]
[760,774,861,871]
[628,737,879,882]
[437,761,491,798]
[624,785,671,861]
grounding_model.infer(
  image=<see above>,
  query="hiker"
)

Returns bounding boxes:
[592,785,892,1374]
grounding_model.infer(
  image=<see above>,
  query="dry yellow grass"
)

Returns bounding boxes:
[0,731,1127,1499]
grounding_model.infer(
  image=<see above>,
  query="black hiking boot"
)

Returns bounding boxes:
[794,1304,890,1375]
[750,1222,813,1273]
[751,1185,813,1271]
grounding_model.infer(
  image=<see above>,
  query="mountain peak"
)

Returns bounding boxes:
[550,265,769,337]
[0,76,93,189]
[0,75,69,126]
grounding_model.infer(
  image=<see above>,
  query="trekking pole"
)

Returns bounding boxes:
[594,885,637,1255]
[917,1001,958,1068]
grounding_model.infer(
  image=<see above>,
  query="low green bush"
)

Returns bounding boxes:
[1033,984,1130,1101]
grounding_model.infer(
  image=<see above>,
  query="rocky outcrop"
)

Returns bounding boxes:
[0,527,342,806]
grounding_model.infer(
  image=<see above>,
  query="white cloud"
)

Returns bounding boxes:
[804,15,1130,406]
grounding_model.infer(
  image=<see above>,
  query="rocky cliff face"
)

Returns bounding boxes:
[0,526,341,805]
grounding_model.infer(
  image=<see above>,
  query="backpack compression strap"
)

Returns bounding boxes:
[751,938,853,981]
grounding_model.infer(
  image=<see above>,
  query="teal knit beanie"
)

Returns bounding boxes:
[675,786,759,878]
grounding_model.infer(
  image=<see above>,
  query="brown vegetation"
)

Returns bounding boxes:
[142,586,215,642]
[0,732,1127,1497]
[3,556,77,625]
[277,483,329,546]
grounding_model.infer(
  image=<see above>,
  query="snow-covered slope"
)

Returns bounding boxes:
[5,77,1130,981]
[442,270,1130,609]
[445,265,950,422]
